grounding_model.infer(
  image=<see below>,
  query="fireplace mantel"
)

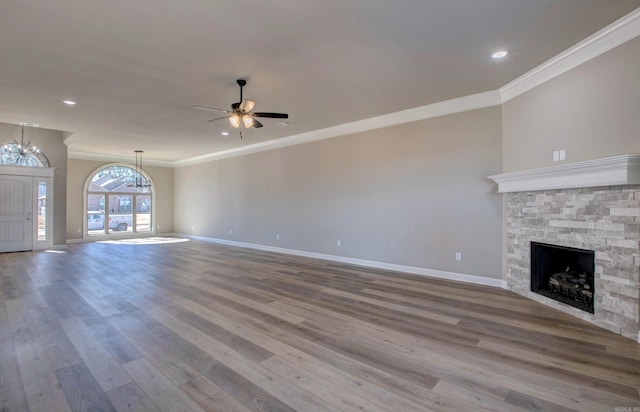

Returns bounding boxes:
[489,155,640,193]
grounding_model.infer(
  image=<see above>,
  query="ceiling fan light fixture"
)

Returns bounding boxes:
[239,99,255,112]
[229,113,241,128]
[195,79,288,134]
[242,114,254,128]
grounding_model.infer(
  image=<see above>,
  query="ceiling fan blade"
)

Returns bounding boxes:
[252,112,288,119]
[193,105,229,113]
[239,99,255,112]
[252,119,264,128]
[207,115,229,123]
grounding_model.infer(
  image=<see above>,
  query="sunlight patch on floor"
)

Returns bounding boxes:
[97,237,190,245]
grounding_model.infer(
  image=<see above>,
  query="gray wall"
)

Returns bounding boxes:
[175,106,503,279]
[0,122,67,246]
[66,158,174,241]
[503,36,640,172]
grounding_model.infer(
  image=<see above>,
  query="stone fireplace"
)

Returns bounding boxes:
[490,155,640,341]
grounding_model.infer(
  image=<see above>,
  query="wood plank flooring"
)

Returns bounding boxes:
[1,239,639,411]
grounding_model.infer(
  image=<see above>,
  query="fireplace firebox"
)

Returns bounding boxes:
[530,242,595,314]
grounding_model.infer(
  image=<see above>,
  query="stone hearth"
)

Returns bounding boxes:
[490,156,640,341]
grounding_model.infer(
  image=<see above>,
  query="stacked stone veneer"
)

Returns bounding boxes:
[506,185,640,341]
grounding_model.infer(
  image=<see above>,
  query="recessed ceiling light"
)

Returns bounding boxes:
[492,50,508,59]
[63,100,77,105]
[19,122,39,127]
[221,132,230,136]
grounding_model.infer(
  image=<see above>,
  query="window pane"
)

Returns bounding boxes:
[37,182,46,241]
[86,165,154,236]
[136,195,151,232]
[89,166,150,193]
[108,194,133,233]
[1,142,50,167]
[87,194,105,235]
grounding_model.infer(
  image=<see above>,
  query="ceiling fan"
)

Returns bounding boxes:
[193,79,288,129]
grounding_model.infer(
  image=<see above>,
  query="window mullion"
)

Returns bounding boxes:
[85,164,154,237]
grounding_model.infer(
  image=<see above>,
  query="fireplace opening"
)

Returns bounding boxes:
[530,242,595,314]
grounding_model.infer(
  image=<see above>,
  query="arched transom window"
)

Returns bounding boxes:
[0,142,50,167]
[85,165,154,235]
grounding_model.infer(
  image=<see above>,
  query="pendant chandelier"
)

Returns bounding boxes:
[128,150,150,188]
[0,125,50,167]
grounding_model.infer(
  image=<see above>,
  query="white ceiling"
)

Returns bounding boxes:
[1,0,638,163]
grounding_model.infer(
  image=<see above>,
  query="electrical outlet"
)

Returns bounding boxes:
[337,240,341,247]
[276,234,280,240]
[229,229,232,235]
[191,226,195,231]
[559,149,566,160]
[455,252,462,261]
[553,151,559,161]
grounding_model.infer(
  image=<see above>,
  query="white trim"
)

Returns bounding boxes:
[175,91,500,166]
[499,8,640,103]
[180,234,506,289]
[62,131,75,146]
[66,8,639,166]
[68,151,173,167]
[67,91,500,168]
[82,162,156,240]
[0,165,54,177]
[0,170,55,251]
[488,155,640,193]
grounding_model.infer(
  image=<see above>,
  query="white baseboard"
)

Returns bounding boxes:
[181,234,507,289]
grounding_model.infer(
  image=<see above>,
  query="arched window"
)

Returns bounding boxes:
[0,142,50,167]
[84,164,154,236]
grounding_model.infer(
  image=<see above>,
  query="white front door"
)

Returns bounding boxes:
[0,175,33,252]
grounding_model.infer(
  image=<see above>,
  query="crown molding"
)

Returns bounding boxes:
[67,8,640,167]
[62,131,75,146]
[68,150,174,167]
[175,5,640,167]
[67,90,498,168]
[488,155,640,193]
[499,7,640,103]
[174,90,501,167]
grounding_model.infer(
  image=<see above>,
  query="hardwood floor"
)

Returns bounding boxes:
[1,239,639,411]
